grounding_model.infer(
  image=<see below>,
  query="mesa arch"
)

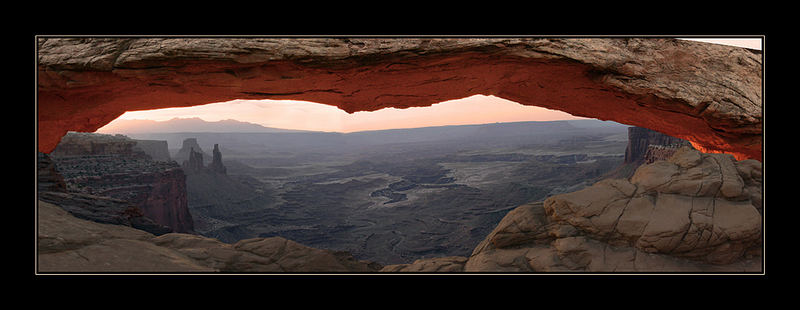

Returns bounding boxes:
[36,37,763,160]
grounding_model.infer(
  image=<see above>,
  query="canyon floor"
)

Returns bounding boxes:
[138,120,630,265]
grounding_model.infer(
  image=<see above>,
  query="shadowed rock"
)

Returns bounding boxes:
[48,132,195,233]
[37,200,382,273]
[209,144,227,174]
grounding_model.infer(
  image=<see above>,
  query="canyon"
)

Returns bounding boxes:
[48,132,194,233]
[35,37,764,273]
[36,117,761,272]
[164,120,629,265]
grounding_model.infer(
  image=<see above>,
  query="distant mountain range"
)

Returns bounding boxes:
[100,117,627,135]
[97,117,309,134]
[116,118,630,160]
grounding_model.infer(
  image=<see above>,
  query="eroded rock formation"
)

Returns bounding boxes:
[37,38,762,160]
[605,126,693,179]
[50,132,195,233]
[625,127,693,166]
[178,140,228,175]
[38,152,173,236]
[182,147,205,173]
[174,138,209,164]
[134,139,171,162]
[382,147,762,272]
[469,147,761,272]
[52,131,146,157]
[209,144,227,174]
[37,152,66,193]
[38,145,763,272]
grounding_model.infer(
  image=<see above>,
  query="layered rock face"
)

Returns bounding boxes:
[606,126,693,179]
[383,147,762,272]
[49,132,195,233]
[39,141,382,272]
[37,200,382,272]
[37,152,67,193]
[52,131,171,162]
[134,139,171,162]
[52,131,146,157]
[178,139,228,175]
[625,127,692,166]
[37,38,762,160]
[644,145,684,164]
[38,152,172,236]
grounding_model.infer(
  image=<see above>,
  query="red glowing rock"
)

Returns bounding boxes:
[37,38,762,160]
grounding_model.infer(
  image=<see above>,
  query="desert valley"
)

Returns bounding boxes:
[35,37,763,273]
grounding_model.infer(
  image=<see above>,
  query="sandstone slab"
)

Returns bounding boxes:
[464,147,762,272]
[37,200,381,273]
[380,256,468,272]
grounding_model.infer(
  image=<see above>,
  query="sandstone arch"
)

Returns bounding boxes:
[36,37,762,160]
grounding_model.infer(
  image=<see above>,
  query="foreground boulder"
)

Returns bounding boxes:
[462,147,762,272]
[381,256,468,272]
[37,200,381,273]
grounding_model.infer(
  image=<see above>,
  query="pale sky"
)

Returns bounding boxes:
[97,38,762,134]
[102,95,586,133]
[679,38,762,50]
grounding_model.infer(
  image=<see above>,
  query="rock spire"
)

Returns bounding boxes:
[209,144,227,174]
[182,147,205,173]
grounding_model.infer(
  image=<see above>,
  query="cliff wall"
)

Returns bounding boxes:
[605,126,693,179]
[134,139,171,162]
[49,132,195,233]
[51,131,147,158]
[625,126,692,165]
[37,152,172,236]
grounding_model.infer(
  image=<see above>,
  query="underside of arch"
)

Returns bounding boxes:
[36,38,762,161]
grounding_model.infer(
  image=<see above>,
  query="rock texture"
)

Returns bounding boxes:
[37,38,762,160]
[461,147,762,272]
[38,152,173,236]
[625,127,693,166]
[37,199,382,272]
[606,126,693,179]
[51,131,146,158]
[38,191,173,236]
[50,132,195,233]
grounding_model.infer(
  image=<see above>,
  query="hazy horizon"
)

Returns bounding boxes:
[97,95,590,134]
[96,115,629,135]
